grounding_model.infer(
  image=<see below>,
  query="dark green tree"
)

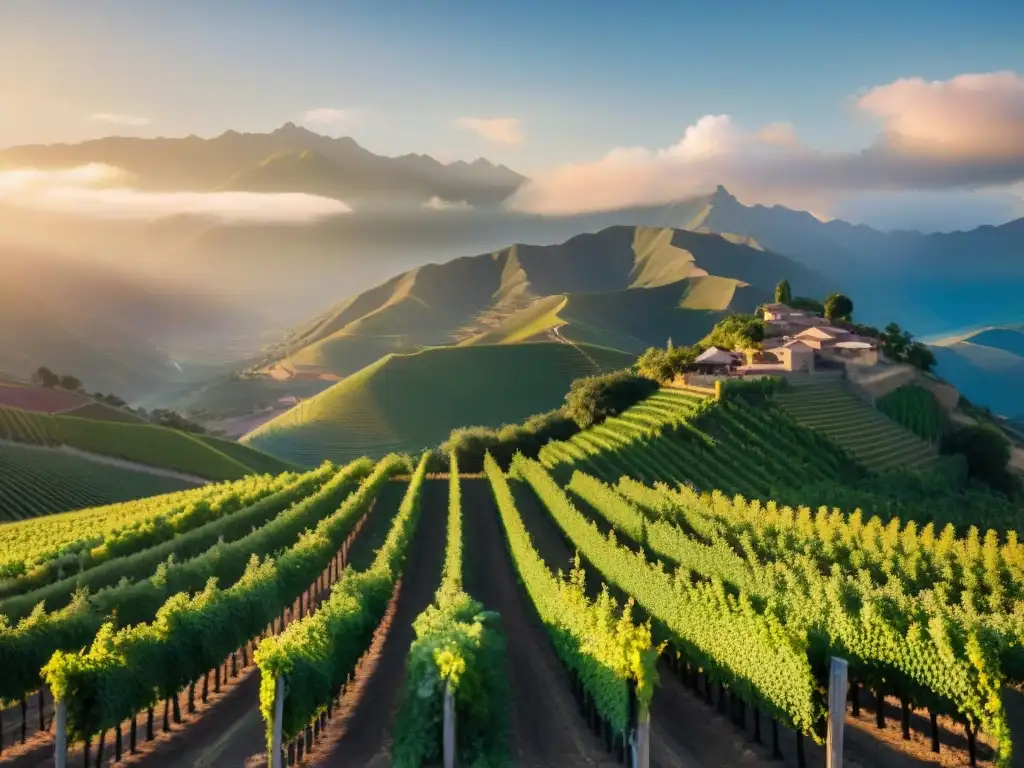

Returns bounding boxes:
[941,424,1013,492]
[906,342,937,372]
[32,366,60,388]
[774,279,792,305]
[701,314,765,350]
[823,293,854,321]
[790,297,825,315]
[59,375,82,391]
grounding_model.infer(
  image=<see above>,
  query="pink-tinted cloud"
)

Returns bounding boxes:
[856,71,1024,158]
[509,72,1024,216]
[455,117,524,145]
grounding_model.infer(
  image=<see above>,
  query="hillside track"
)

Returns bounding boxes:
[460,477,620,768]
[0,438,208,485]
[305,478,448,767]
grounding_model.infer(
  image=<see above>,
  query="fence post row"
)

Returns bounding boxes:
[827,656,849,768]
[443,681,456,768]
[271,675,285,768]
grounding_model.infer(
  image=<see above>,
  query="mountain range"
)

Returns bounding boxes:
[1,127,1023,417]
[0,122,525,208]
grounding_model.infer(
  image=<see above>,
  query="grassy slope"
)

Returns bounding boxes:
[52,416,253,480]
[195,434,298,475]
[243,342,634,466]
[0,441,194,522]
[62,402,150,424]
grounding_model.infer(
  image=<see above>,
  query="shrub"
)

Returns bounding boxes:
[790,297,824,315]
[941,424,1015,493]
[444,409,579,472]
[717,376,786,403]
[635,345,703,382]
[700,314,765,351]
[563,371,659,429]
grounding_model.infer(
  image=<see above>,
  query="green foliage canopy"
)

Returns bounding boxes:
[774,279,792,305]
[823,293,854,321]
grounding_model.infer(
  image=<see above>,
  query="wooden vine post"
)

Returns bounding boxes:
[443,681,456,768]
[635,708,651,768]
[827,657,849,768]
[271,676,285,768]
[54,698,67,768]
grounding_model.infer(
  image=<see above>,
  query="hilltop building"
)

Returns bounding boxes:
[755,305,880,372]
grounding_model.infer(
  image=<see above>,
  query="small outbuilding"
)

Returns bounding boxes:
[772,340,816,373]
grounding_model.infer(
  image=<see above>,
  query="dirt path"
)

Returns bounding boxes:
[461,477,621,768]
[0,438,207,485]
[305,479,448,767]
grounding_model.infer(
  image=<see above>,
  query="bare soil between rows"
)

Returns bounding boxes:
[461,477,621,768]
[304,478,449,766]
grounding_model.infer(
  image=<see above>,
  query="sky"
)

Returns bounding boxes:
[3,0,1024,230]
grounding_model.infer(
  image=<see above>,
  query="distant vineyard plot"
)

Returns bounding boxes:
[0,404,296,483]
[243,342,634,467]
[0,441,195,521]
[775,379,937,471]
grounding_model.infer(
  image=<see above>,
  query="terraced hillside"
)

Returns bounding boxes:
[539,388,710,468]
[243,342,634,467]
[0,404,296,482]
[539,382,1017,531]
[774,378,938,471]
[0,441,195,521]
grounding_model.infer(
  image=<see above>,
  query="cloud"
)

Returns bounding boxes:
[509,71,1024,216]
[455,117,523,145]
[89,113,151,126]
[0,164,350,223]
[303,107,364,127]
[856,71,1024,158]
[422,196,473,211]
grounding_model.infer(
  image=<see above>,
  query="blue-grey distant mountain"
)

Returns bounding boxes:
[690,187,1024,336]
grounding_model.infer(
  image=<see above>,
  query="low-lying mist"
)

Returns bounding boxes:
[0,164,351,223]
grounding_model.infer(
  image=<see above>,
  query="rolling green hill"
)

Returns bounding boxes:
[62,401,150,424]
[242,342,634,466]
[267,225,828,380]
[0,404,294,480]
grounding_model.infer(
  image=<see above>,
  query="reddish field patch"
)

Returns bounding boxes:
[0,385,88,413]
